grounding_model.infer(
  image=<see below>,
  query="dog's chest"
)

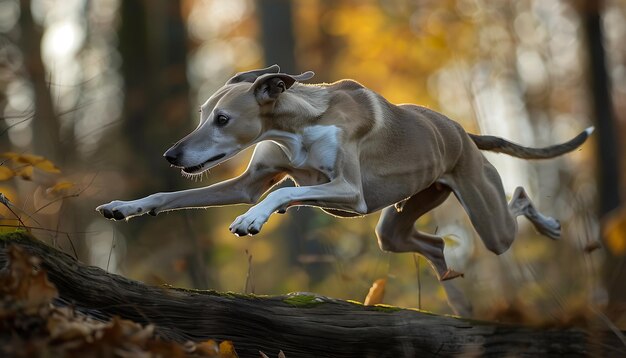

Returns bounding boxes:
[278,125,341,184]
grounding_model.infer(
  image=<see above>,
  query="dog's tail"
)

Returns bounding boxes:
[469,126,594,159]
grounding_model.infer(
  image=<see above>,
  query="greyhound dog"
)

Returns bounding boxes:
[97,65,592,282]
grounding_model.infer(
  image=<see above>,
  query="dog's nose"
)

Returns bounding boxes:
[163,147,180,165]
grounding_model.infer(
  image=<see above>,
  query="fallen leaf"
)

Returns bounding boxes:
[1,245,58,314]
[48,314,95,341]
[364,278,386,306]
[1,243,240,357]
[196,339,219,355]
[219,340,238,357]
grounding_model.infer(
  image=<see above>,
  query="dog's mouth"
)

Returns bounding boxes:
[182,153,226,174]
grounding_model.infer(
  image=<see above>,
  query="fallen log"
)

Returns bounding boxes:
[0,231,624,357]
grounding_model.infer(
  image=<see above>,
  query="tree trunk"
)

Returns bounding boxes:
[116,0,210,288]
[17,0,61,164]
[581,0,622,216]
[258,0,297,73]
[580,0,625,318]
[1,232,624,358]
[257,0,332,283]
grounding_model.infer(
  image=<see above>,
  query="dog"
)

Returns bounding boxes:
[97,65,593,283]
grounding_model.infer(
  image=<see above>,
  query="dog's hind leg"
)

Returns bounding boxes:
[375,184,473,316]
[508,186,560,240]
[375,184,462,281]
[443,152,561,256]
[441,156,519,256]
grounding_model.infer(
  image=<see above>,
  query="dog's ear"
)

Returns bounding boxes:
[226,64,281,85]
[252,71,315,104]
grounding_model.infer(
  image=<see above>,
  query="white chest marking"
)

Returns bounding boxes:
[301,125,340,173]
[260,125,341,175]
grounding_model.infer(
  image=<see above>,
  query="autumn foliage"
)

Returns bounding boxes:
[0,244,239,358]
[0,152,73,193]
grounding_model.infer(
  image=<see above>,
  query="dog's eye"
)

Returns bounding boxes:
[215,114,229,127]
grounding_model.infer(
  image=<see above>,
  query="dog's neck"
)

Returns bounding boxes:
[272,84,330,127]
[254,84,332,167]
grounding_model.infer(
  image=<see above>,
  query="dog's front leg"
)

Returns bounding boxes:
[229,179,365,236]
[97,168,285,221]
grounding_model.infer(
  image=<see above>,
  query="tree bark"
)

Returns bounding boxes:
[0,232,624,357]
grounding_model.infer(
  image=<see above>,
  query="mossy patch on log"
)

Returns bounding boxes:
[282,294,326,307]
[370,304,402,312]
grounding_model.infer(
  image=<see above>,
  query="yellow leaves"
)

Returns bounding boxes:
[2,152,61,173]
[0,153,75,203]
[46,181,75,195]
[0,166,14,180]
[0,152,62,183]
[0,152,19,161]
[364,278,386,306]
[603,206,626,255]
[15,165,33,180]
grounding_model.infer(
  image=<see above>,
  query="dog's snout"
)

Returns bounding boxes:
[163,147,181,165]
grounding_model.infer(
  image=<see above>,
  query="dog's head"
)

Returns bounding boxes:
[163,65,314,175]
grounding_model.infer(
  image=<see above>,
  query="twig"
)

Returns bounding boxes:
[0,101,95,138]
[413,254,422,310]
[32,173,98,215]
[64,232,79,261]
[592,306,626,347]
[107,229,116,272]
[244,249,254,294]
[0,223,102,235]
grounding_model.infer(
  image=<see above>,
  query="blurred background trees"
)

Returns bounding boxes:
[0,0,624,324]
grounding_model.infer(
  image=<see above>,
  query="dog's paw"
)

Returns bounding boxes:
[229,209,269,236]
[96,200,157,221]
